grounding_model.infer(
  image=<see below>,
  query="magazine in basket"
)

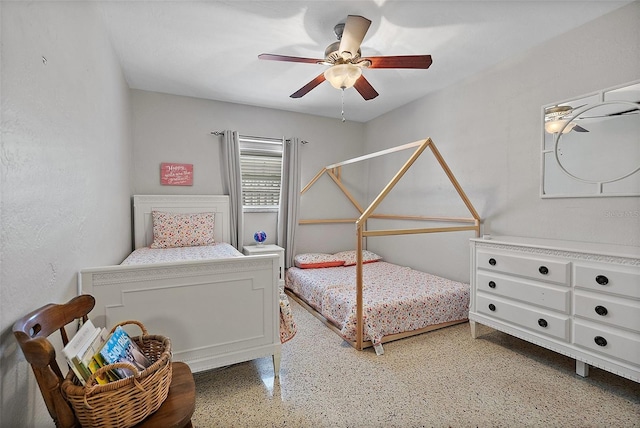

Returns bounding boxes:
[96,326,152,379]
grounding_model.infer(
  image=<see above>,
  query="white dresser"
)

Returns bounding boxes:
[469,236,640,383]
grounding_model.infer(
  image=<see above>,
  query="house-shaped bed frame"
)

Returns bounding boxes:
[298,137,481,350]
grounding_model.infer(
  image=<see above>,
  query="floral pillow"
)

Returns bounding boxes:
[150,211,215,249]
[333,250,383,266]
[294,253,345,269]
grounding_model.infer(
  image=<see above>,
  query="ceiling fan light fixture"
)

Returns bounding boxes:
[324,64,362,89]
[545,119,576,134]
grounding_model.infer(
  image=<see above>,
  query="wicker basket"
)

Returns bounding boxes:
[61,320,172,428]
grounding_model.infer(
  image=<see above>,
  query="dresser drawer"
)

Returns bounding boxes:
[476,294,570,341]
[477,250,570,285]
[477,272,570,313]
[574,291,640,333]
[574,320,640,366]
[574,264,640,299]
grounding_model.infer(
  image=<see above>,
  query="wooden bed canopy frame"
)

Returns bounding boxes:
[297,137,481,351]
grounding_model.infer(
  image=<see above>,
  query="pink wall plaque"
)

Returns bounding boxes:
[160,163,193,186]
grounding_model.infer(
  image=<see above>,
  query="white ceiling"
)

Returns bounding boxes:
[98,1,632,123]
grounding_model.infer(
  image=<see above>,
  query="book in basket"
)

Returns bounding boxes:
[87,355,113,385]
[77,328,110,384]
[96,325,152,379]
[62,319,99,385]
[78,327,109,370]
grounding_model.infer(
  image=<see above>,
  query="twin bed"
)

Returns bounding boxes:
[80,195,295,375]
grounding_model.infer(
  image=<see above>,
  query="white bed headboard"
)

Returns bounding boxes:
[133,195,231,249]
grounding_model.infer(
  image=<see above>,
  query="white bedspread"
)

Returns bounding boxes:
[121,243,243,265]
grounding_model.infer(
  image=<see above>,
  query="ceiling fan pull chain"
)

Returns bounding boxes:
[341,88,346,122]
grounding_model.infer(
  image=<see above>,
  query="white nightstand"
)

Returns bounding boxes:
[243,244,285,287]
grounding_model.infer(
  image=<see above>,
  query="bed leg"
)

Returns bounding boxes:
[470,320,477,339]
[272,350,281,377]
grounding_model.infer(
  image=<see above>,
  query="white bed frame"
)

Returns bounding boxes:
[79,195,281,375]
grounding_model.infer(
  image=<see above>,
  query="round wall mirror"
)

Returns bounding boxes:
[554,101,640,184]
[541,80,640,198]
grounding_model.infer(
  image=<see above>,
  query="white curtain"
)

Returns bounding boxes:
[220,130,244,251]
[278,138,301,268]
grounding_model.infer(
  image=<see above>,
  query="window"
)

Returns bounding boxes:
[239,136,283,210]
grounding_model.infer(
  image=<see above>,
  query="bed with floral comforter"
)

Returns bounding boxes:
[285,260,468,347]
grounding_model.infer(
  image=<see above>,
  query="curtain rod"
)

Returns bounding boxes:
[211,131,309,144]
[210,131,280,142]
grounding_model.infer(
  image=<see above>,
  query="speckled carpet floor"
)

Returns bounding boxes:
[192,298,639,427]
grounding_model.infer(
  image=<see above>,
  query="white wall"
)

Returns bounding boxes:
[130,89,367,252]
[0,2,134,426]
[364,2,640,283]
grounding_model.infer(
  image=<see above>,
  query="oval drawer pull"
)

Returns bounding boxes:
[595,275,609,285]
[488,281,496,288]
[594,336,608,347]
[489,258,497,266]
[595,305,608,316]
[538,266,549,275]
[538,318,548,328]
[488,303,496,311]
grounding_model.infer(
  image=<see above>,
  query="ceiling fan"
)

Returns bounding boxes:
[545,102,640,134]
[258,15,433,100]
[544,105,589,134]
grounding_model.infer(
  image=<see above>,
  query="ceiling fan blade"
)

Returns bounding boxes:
[573,125,589,132]
[569,103,639,119]
[338,15,371,60]
[364,55,433,69]
[290,73,326,98]
[353,75,379,100]
[258,53,323,64]
[607,106,640,116]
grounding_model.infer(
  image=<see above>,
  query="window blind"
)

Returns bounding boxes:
[239,136,283,207]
